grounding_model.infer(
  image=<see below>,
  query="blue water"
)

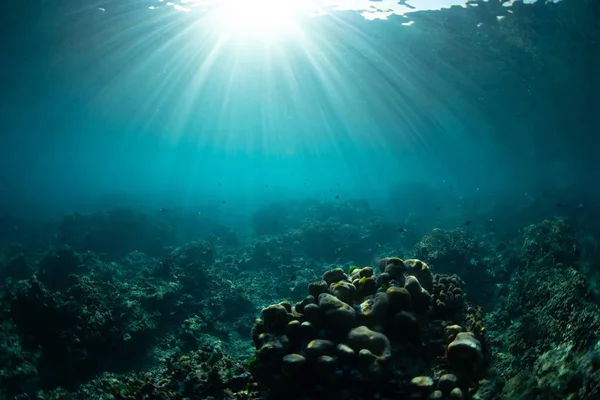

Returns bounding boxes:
[0,0,598,225]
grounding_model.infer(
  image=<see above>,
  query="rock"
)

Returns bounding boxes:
[318,293,356,332]
[347,326,391,378]
[336,343,355,362]
[282,353,307,377]
[450,387,464,399]
[437,373,458,394]
[261,304,291,333]
[429,390,443,399]
[323,268,347,285]
[308,280,328,300]
[446,332,483,377]
[329,281,356,304]
[386,286,412,313]
[315,355,337,377]
[405,259,434,293]
[411,375,435,392]
[391,311,420,342]
[306,339,335,359]
[405,276,431,312]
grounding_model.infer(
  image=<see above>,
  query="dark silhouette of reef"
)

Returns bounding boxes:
[0,180,600,400]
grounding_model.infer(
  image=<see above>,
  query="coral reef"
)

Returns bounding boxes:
[480,218,600,399]
[2,193,600,400]
[413,228,506,309]
[251,258,485,399]
[0,241,255,397]
[23,344,254,400]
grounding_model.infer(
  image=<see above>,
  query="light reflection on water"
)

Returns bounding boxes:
[121,0,559,25]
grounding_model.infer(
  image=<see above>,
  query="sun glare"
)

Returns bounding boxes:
[212,0,314,36]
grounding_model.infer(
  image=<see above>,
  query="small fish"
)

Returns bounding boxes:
[375,243,382,248]
[465,220,471,226]
[265,184,269,188]
[374,224,380,229]
[335,195,340,200]
[304,182,307,186]
[555,201,567,208]
[273,220,278,225]
[222,200,226,204]
[159,208,168,213]
[578,203,583,208]
[450,185,453,190]
[435,207,441,211]
[398,227,406,233]
[218,183,222,187]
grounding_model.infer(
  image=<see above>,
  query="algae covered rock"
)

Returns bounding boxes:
[318,293,357,332]
[308,280,328,299]
[410,375,435,397]
[261,303,292,333]
[329,280,356,303]
[323,268,347,285]
[405,259,434,293]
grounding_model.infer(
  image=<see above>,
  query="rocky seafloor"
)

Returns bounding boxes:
[1,200,600,400]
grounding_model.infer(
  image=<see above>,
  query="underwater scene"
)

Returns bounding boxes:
[1,0,599,398]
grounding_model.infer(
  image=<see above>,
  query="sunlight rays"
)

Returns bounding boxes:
[63,0,548,160]
[210,0,317,37]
